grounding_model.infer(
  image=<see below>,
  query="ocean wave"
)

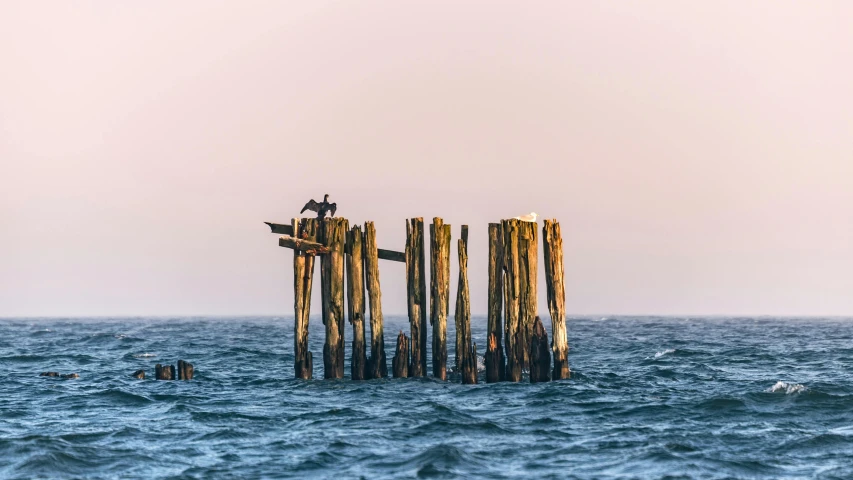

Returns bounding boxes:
[654,349,676,359]
[767,381,807,394]
[133,353,157,358]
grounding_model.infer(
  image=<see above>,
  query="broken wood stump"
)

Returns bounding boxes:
[292,218,318,380]
[486,223,505,383]
[347,225,367,380]
[529,316,551,383]
[392,330,410,378]
[430,218,451,380]
[462,343,478,385]
[177,360,194,380]
[321,217,349,379]
[155,363,175,380]
[455,225,471,375]
[132,369,145,379]
[365,221,388,379]
[406,217,428,377]
[518,219,538,371]
[543,219,570,380]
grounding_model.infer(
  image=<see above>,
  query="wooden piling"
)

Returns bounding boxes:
[347,225,367,380]
[177,360,194,380]
[430,218,451,380]
[131,369,145,379]
[292,218,318,380]
[529,316,551,383]
[392,330,410,378]
[486,223,505,382]
[364,221,388,379]
[155,363,175,380]
[517,220,538,371]
[455,226,472,377]
[320,217,349,379]
[406,218,428,377]
[543,220,570,380]
[502,219,523,382]
[463,342,478,384]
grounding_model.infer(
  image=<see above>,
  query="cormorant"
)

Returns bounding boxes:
[300,194,337,220]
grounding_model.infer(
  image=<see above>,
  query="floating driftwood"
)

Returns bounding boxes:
[347,225,367,380]
[406,218,428,377]
[543,220,569,380]
[292,218,317,380]
[365,221,388,379]
[430,218,451,380]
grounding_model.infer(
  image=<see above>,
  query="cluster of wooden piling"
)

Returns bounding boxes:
[268,216,569,383]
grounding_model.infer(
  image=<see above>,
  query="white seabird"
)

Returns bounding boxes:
[513,212,539,222]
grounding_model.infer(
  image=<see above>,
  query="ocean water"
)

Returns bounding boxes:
[1,316,852,479]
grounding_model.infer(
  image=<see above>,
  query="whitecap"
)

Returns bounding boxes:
[654,349,676,359]
[134,353,156,358]
[768,381,807,394]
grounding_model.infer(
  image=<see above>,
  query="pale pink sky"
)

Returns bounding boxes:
[1,2,852,317]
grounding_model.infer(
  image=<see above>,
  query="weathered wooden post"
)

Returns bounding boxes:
[177,360,194,380]
[529,316,551,383]
[155,363,175,380]
[502,219,523,382]
[320,217,349,379]
[518,219,538,370]
[430,218,451,380]
[543,219,569,380]
[455,226,475,384]
[406,218,428,377]
[364,221,388,379]
[463,343,478,385]
[347,226,367,380]
[292,218,318,380]
[454,226,467,374]
[392,330,410,378]
[486,223,505,383]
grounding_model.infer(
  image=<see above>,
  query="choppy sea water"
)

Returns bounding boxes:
[1,316,852,479]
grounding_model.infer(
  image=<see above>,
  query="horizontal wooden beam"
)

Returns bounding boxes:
[279,235,329,254]
[378,248,406,263]
[268,221,404,262]
[265,222,294,236]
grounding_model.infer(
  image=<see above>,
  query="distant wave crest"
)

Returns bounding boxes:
[768,381,807,394]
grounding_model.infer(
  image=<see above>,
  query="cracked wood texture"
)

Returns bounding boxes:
[364,222,388,379]
[517,219,538,371]
[430,218,451,380]
[392,330,409,378]
[292,218,317,379]
[279,235,329,255]
[502,219,523,382]
[321,217,348,379]
[544,219,570,380]
[486,223,505,383]
[529,316,551,383]
[406,218,428,377]
[455,226,471,376]
[347,225,367,380]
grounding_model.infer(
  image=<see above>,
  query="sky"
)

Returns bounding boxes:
[1,2,852,317]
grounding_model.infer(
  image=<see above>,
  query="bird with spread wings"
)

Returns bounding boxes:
[300,194,337,220]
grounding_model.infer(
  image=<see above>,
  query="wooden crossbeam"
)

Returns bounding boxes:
[267,221,405,262]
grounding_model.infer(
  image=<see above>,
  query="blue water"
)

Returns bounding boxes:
[1,316,852,479]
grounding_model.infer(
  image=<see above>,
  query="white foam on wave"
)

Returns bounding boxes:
[654,349,676,359]
[768,381,807,394]
[134,353,156,358]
